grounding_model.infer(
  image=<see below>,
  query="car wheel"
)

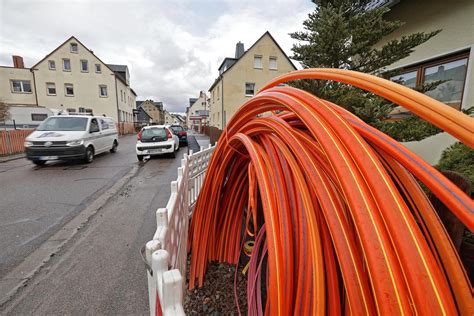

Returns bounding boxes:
[137,155,144,161]
[84,146,94,163]
[170,150,176,158]
[33,160,46,166]
[110,140,118,153]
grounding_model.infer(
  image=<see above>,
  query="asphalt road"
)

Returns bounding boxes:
[0,135,188,314]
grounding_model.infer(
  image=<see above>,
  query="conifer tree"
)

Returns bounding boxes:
[290,0,442,141]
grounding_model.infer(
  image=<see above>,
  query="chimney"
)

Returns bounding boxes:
[12,55,25,68]
[235,41,245,59]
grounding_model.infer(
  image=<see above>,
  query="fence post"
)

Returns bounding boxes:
[146,240,161,316]
[152,250,170,316]
[162,269,185,315]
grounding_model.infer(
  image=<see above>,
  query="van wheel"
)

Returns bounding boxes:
[137,155,144,161]
[33,160,46,166]
[84,146,94,163]
[110,140,118,153]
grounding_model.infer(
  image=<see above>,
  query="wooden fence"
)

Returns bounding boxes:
[0,130,32,156]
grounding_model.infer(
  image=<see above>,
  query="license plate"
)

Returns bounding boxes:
[150,149,162,154]
[39,156,58,160]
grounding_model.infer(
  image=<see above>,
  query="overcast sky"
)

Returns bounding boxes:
[0,0,314,113]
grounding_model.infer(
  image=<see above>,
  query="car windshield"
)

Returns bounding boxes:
[37,117,88,131]
[170,126,183,132]
[142,128,167,140]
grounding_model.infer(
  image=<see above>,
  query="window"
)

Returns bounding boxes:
[245,82,255,96]
[11,80,32,93]
[217,86,220,99]
[63,58,71,71]
[90,119,100,132]
[65,83,74,96]
[31,113,48,121]
[99,85,108,97]
[390,70,417,88]
[100,119,109,130]
[80,60,89,72]
[78,107,85,113]
[46,82,56,95]
[254,55,263,69]
[95,64,101,73]
[66,108,76,114]
[269,56,277,70]
[390,52,469,110]
[70,43,78,53]
[85,108,93,114]
[48,60,56,70]
[120,90,123,101]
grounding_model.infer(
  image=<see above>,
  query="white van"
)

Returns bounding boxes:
[24,115,118,165]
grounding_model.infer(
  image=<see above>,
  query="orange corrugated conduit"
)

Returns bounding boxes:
[188,69,474,315]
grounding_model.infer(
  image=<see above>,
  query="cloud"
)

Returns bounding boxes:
[0,0,314,112]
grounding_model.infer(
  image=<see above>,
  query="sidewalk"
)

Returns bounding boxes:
[0,153,25,163]
[187,132,210,154]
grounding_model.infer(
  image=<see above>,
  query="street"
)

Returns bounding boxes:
[0,134,189,314]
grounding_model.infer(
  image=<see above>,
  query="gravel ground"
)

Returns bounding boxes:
[184,256,248,315]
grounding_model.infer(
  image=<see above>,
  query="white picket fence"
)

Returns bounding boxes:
[143,143,215,316]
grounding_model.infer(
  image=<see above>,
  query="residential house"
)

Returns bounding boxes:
[135,101,153,127]
[187,91,209,133]
[164,110,174,125]
[375,0,473,164]
[0,36,137,133]
[139,100,165,124]
[208,31,297,143]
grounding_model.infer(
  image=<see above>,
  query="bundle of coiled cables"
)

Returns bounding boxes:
[188,69,474,315]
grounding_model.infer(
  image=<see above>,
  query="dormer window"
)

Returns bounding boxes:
[70,43,78,53]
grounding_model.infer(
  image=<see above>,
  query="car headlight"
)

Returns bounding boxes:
[66,139,84,146]
[24,141,33,147]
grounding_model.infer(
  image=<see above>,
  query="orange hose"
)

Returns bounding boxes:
[188,69,474,315]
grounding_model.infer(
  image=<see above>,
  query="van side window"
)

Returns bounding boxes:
[100,119,109,130]
[90,119,100,133]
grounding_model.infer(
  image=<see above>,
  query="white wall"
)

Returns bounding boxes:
[0,67,36,106]
[33,37,119,120]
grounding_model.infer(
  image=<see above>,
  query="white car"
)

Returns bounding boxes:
[24,115,118,165]
[136,125,179,161]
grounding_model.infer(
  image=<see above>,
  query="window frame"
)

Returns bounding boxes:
[64,83,74,97]
[269,56,278,70]
[245,82,255,96]
[390,50,470,110]
[63,58,71,72]
[70,43,78,53]
[95,64,101,73]
[31,113,48,121]
[254,55,263,69]
[99,85,108,97]
[46,82,56,96]
[10,80,32,93]
[80,59,89,73]
[48,60,56,70]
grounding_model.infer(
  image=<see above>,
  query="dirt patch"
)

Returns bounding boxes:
[184,256,248,315]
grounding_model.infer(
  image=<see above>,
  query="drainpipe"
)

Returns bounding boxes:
[114,76,120,132]
[31,69,39,106]
[221,77,224,129]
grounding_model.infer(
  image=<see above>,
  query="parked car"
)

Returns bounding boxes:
[169,125,188,146]
[136,125,179,161]
[24,115,118,165]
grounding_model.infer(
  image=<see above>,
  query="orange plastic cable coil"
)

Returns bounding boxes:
[188,69,474,315]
